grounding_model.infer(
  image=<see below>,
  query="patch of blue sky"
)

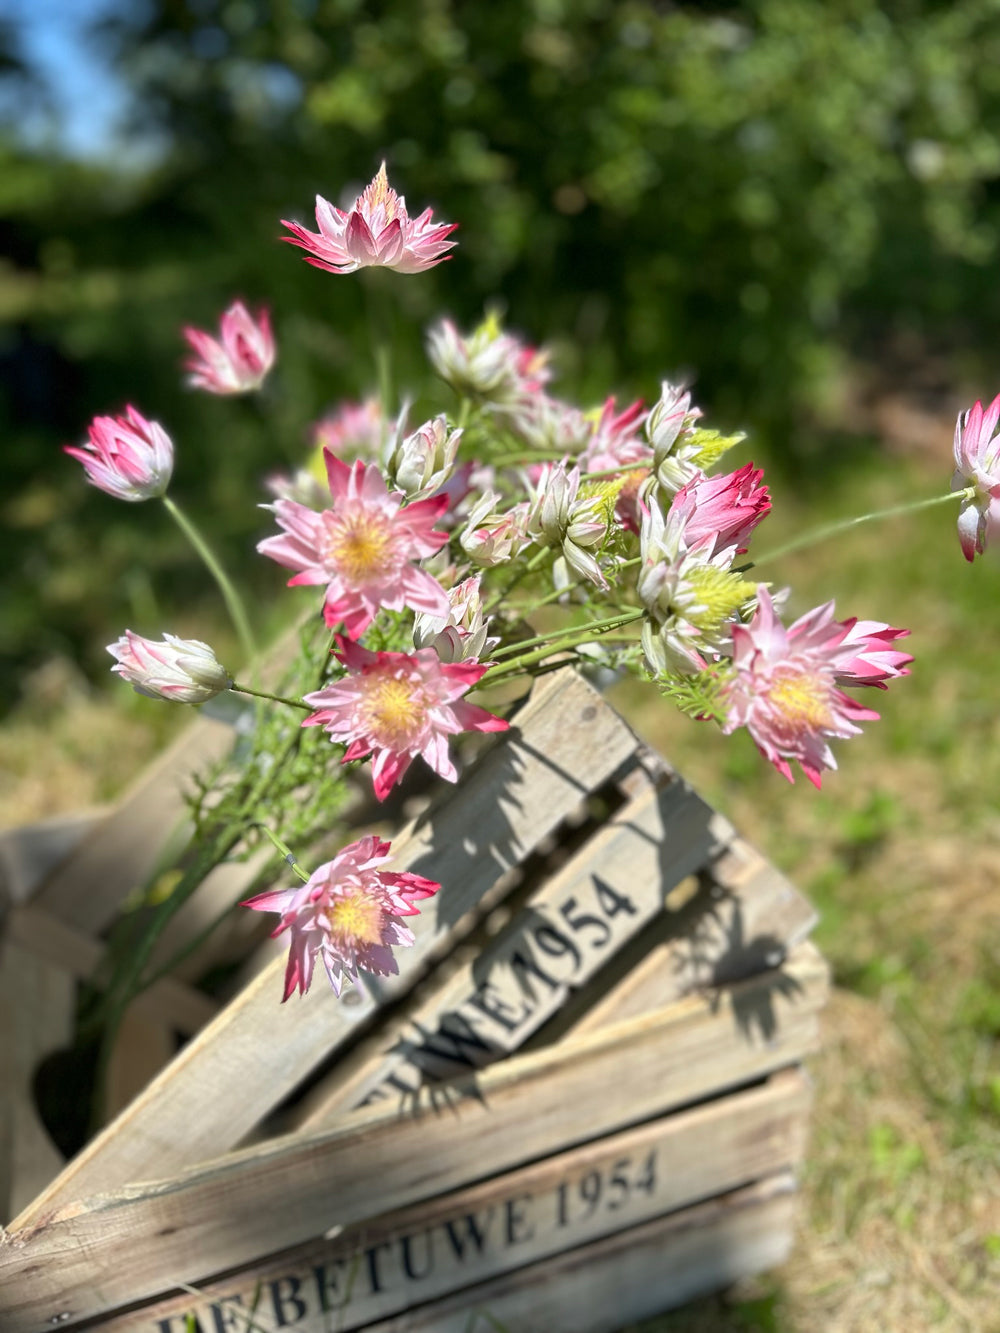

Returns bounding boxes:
[0,0,135,159]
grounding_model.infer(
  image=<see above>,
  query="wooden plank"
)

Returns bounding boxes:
[0,946,827,1328]
[300,775,733,1123]
[0,946,75,1224]
[357,1172,799,1333]
[0,812,103,910]
[566,836,819,1039]
[11,669,641,1223]
[29,716,235,933]
[92,1069,810,1332]
[3,905,218,1034]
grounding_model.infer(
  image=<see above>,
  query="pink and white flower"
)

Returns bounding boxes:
[427,316,550,404]
[107,631,231,704]
[386,414,463,500]
[242,836,440,1000]
[413,575,500,664]
[257,451,451,638]
[952,392,1000,560]
[460,491,531,567]
[281,162,458,276]
[312,397,388,462]
[182,301,276,395]
[65,406,174,502]
[719,588,907,788]
[637,487,756,675]
[303,637,509,800]
[835,621,913,690]
[673,463,771,559]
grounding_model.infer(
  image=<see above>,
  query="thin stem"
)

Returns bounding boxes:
[480,610,643,685]
[488,451,564,468]
[750,488,974,569]
[231,682,312,712]
[162,494,258,667]
[251,823,311,884]
[491,609,641,660]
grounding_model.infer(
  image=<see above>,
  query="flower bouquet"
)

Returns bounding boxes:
[63,159,988,1053]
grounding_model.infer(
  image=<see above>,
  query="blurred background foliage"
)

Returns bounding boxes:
[6,0,1000,708]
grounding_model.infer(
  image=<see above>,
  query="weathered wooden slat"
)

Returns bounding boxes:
[0,946,827,1329]
[92,1068,810,1333]
[10,670,641,1224]
[3,905,218,1034]
[28,716,234,934]
[0,946,75,1224]
[566,836,819,1039]
[357,1172,799,1333]
[300,774,733,1123]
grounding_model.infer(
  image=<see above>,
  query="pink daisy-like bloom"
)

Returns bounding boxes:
[107,630,231,704]
[303,637,509,801]
[257,451,451,638]
[952,392,1000,560]
[675,463,771,559]
[65,405,174,502]
[719,588,909,788]
[281,162,458,276]
[242,835,440,1000]
[182,301,276,395]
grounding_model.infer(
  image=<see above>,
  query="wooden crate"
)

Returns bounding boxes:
[0,669,827,1332]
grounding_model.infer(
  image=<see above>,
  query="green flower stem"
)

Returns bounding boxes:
[162,494,258,668]
[480,610,643,685]
[487,451,564,468]
[491,609,642,661]
[375,343,394,418]
[252,823,311,884]
[231,682,312,712]
[91,719,305,1050]
[749,488,974,569]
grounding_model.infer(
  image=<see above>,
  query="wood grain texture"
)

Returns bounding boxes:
[91,1069,810,1332]
[0,946,827,1329]
[10,670,641,1225]
[356,1172,799,1333]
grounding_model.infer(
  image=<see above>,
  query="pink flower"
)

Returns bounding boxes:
[242,836,440,1000]
[281,162,458,276]
[835,621,913,689]
[675,463,771,559]
[719,588,904,788]
[427,316,551,404]
[952,393,1000,560]
[107,631,231,704]
[65,405,174,502]
[413,575,500,664]
[182,301,276,395]
[257,451,451,638]
[303,637,509,800]
[312,397,388,462]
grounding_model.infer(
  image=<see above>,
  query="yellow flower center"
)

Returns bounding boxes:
[326,513,395,583]
[362,675,423,746]
[768,668,832,731]
[327,891,385,946]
